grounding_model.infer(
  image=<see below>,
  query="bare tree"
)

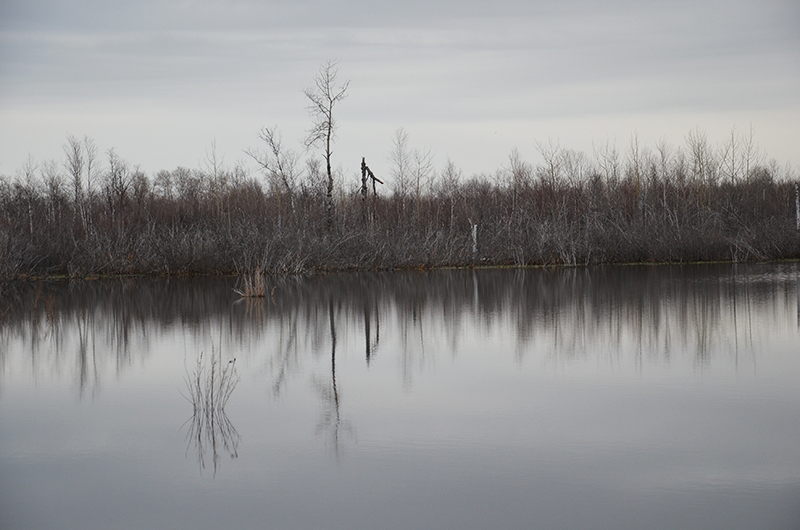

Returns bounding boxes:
[205,140,226,216]
[686,127,717,185]
[627,132,646,187]
[16,155,39,235]
[719,126,740,183]
[536,139,564,187]
[304,61,349,228]
[740,124,764,180]
[63,135,100,230]
[246,126,298,231]
[303,157,326,196]
[654,138,673,180]
[720,125,764,182]
[83,136,99,197]
[153,170,174,199]
[627,132,650,218]
[388,128,434,224]
[438,158,462,232]
[41,159,64,206]
[389,127,411,198]
[438,158,462,195]
[18,154,39,189]
[105,148,130,214]
[593,139,620,185]
[564,149,591,187]
[507,148,532,226]
[360,157,382,225]
[412,146,435,202]
[247,126,298,195]
[63,135,84,205]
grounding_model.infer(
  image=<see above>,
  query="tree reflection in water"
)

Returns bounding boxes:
[2,264,800,462]
[182,348,240,476]
[313,297,355,459]
[2,266,798,385]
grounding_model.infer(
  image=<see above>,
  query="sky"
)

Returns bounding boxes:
[1,0,798,183]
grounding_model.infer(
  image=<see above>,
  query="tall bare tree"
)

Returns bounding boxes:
[412,146,434,206]
[105,148,130,218]
[63,135,84,205]
[719,125,764,183]
[389,127,411,198]
[247,126,298,195]
[304,61,349,229]
[83,136,99,197]
[205,140,224,214]
[246,126,299,232]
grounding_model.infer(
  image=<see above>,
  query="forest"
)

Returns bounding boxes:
[1,125,797,282]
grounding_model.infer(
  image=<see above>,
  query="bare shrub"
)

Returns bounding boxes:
[0,129,797,280]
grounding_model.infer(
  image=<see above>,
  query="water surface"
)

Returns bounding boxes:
[2,264,800,529]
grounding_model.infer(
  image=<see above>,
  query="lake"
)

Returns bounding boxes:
[1,264,800,530]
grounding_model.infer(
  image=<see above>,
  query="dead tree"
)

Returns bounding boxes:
[360,157,383,225]
[304,61,349,231]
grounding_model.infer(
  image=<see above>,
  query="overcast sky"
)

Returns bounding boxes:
[1,0,798,182]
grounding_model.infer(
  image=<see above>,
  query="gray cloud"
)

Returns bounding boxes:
[0,0,798,176]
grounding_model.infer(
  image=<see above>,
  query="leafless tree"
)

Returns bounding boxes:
[63,135,100,230]
[536,139,564,187]
[654,138,673,180]
[41,159,64,205]
[304,61,349,229]
[1,126,797,279]
[17,154,38,189]
[412,146,435,202]
[14,155,39,235]
[438,158,462,194]
[388,128,434,224]
[105,148,130,213]
[740,125,765,180]
[303,157,326,196]
[153,170,174,199]
[247,126,298,195]
[627,133,651,217]
[438,158,462,232]
[63,135,84,205]
[507,148,532,226]
[686,127,718,185]
[246,126,298,230]
[719,125,765,183]
[83,136,100,196]
[593,139,620,185]
[63,135,100,203]
[204,140,226,216]
[389,127,412,198]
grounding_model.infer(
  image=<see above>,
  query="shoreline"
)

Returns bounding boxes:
[7,256,800,284]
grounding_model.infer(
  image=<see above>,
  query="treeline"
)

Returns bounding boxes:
[1,130,798,280]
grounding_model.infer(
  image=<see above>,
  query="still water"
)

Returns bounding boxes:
[1,264,800,529]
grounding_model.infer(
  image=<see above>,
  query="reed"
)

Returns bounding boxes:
[233,272,266,298]
[182,350,240,475]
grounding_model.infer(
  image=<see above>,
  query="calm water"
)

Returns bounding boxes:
[1,264,800,530]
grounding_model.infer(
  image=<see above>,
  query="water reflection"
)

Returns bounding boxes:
[182,349,240,476]
[312,298,355,459]
[1,263,798,389]
[3,265,800,529]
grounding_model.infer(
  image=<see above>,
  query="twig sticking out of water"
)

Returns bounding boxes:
[182,350,241,476]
